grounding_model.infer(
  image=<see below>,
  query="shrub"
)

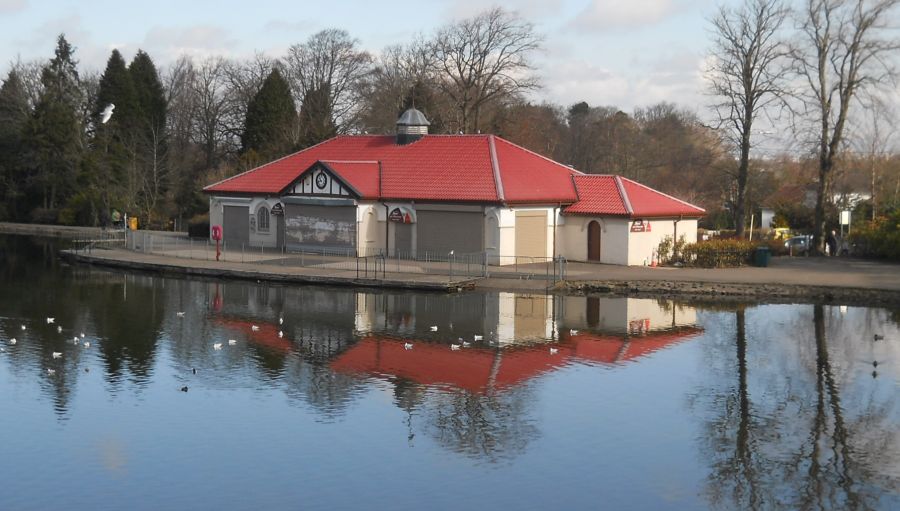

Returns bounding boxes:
[658,236,755,268]
[850,210,900,260]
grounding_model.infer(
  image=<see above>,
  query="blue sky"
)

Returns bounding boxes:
[0,0,724,112]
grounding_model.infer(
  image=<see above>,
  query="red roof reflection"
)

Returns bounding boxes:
[214,317,293,353]
[331,327,701,393]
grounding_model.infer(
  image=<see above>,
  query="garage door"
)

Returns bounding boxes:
[515,211,547,259]
[416,210,483,256]
[284,204,357,253]
[223,206,249,246]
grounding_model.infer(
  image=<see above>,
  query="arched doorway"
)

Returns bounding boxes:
[587,220,602,261]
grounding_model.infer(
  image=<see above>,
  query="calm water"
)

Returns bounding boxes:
[0,234,898,510]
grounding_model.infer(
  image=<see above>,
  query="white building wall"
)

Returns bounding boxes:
[626,218,698,266]
[209,197,223,238]
[248,197,279,248]
[496,208,516,265]
[558,216,630,265]
[356,202,382,256]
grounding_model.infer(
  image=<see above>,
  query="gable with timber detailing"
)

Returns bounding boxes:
[285,161,359,198]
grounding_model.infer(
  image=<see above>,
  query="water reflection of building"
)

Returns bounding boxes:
[354,292,698,345]
[336,293,702,393]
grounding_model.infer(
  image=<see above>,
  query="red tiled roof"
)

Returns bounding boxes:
[619,177,706,218]
[205,134,583,203]
[321,160,380,198]
[492,136,579,203]
[564,175,705,218]
[205,135,501,201]
[565,175,629,216]
[204,134,702,217]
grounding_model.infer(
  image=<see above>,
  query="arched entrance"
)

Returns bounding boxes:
[587,220,602,261]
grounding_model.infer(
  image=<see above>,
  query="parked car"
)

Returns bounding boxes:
[784,235,812,255]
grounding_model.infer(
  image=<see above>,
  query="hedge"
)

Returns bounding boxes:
[659,236,755,268]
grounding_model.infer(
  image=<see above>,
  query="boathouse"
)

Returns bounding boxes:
[203,109,704,266]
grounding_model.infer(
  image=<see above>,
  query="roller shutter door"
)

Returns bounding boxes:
[223,206,250,246]
[416,210,483,256]
[284,204,357,253]
[515,211,547,259]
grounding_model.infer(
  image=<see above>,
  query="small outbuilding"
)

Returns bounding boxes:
[204,109,704,266]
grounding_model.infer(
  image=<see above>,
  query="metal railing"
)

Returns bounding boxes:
[70,229,128,254]
[78,231,569,282]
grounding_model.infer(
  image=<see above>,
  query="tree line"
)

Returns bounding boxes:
[0,3,898,247]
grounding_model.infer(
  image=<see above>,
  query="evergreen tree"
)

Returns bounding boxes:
[89,49,138,225]
[128,50,166,138]
[95,49,138,129]
[298,84,335,149]
[26,34,83,216]
[241,68,296,163]
[127,50,168,225]
[0,70,31,220]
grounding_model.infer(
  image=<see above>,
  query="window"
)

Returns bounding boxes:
[257,207,270,232]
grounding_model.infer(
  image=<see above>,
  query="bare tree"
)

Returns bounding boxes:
[853,103,896,219]
[428,7,542,133]
[792,0,900,253]
[284,29,372,134]
[708,0,789,238]
[359,40,439,133]
[222,53,276,147]
[189,57,231,172]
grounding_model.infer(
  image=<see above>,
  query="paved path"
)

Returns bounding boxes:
[62,248,478,292]
[477,256,900,293]
[7,220,899,299]
[562,256,900,290]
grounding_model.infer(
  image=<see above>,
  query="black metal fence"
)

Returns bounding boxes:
[70,231,569,282]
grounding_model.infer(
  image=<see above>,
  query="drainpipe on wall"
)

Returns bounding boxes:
[553,203,560,259]
[384,203,390,257]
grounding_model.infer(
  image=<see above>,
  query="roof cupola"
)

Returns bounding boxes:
[396,108,430,145]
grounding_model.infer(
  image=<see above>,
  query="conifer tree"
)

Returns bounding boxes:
[127,50,168,225]
[241,68,296,163]
[0,70,31,220]
[27,34,83,216]
[129,50,167,139]
[90,49,138,225]
[297,84,335,149]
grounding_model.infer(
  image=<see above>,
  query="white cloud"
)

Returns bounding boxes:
[0,0,25,14]
[571,0,684,31]
[536,47,707,111]
[142,25,240,63]
[440,0,566,21]
[262,19,317,34]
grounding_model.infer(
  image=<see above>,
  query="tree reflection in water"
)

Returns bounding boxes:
[694,304,900,510]
[391,380,539,463]
[3,235,899,504]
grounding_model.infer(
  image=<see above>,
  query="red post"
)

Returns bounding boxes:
[211,225,223,261]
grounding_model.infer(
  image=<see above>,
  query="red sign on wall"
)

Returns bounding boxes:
[389,207,414,224]
[630,220,651,232]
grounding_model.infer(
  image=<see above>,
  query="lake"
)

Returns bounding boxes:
[0,234,898,510]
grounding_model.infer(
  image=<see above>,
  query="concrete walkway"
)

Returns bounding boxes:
[61,248,478,292]
[6,221,899,301]
[562,256,900,291]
